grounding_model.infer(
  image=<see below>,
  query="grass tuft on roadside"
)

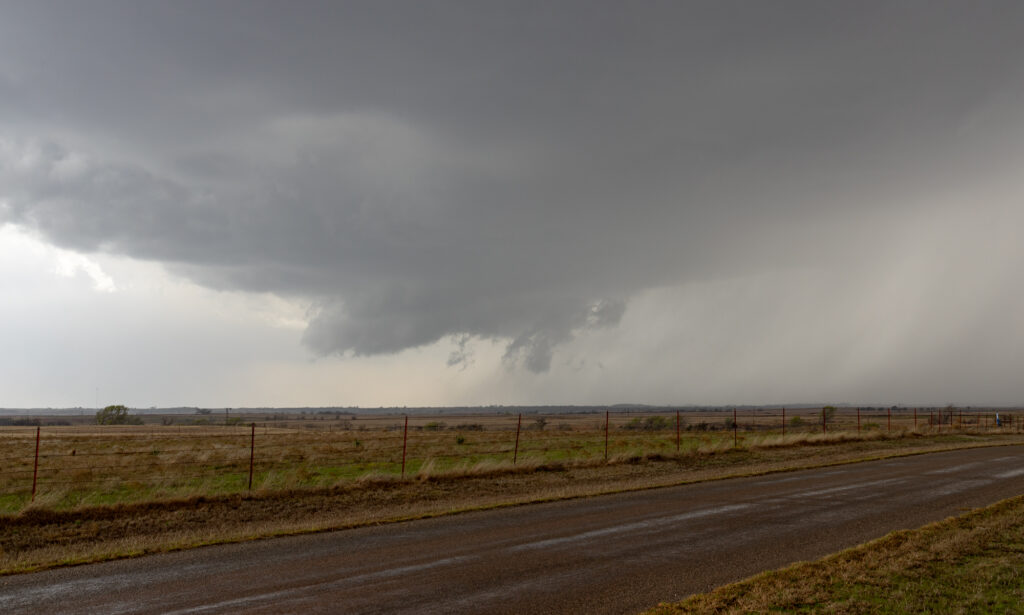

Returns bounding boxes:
[647,494,1024,614]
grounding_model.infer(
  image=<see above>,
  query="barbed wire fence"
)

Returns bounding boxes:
[0,408,1018,511]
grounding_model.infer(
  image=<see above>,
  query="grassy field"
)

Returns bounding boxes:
[2,430,1022,575]
[647,493,1024,614]
[2,408,1019,513]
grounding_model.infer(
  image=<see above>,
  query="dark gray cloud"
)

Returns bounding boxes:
[2,1,1024,377]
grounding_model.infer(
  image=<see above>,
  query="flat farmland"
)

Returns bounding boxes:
[1,408,1019,513]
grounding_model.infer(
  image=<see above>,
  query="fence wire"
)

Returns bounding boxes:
[1,408,1019,510]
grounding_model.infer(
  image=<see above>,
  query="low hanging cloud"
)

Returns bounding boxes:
[2,2,1024,382]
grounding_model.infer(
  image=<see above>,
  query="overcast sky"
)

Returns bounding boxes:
[2,1,1024,408]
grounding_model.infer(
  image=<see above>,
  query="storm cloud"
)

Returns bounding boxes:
[2,1,1024,394]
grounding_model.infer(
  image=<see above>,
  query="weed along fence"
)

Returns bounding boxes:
[0,407,1019,512]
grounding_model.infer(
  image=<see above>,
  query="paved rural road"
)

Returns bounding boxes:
[3,446,1023,614]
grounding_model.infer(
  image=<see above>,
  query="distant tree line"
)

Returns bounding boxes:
[0,417,71,426]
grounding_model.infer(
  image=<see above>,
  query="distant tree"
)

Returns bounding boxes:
[95,404,141,425]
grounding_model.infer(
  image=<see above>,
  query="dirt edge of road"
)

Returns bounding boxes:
[3,434,1022,576]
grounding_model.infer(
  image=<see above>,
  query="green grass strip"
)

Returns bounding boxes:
[647,494,1024,614]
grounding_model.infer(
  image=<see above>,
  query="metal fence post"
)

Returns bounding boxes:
[733,409,738,447]
[822,408,826,435]
[604,411,609,460]
[513,413,522,464]
[31,426,40,501]
[857,407,861,434]
[675,410,680,453]
[782,407,786,437]
[888,408,891,433]
[401,416,409,478]
[248,422,255,491]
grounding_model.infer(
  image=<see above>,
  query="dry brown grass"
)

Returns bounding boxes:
[4,409,1018,514]
[2,432,1022,575]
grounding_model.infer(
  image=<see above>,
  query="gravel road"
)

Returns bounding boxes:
[2,445,1022,614]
